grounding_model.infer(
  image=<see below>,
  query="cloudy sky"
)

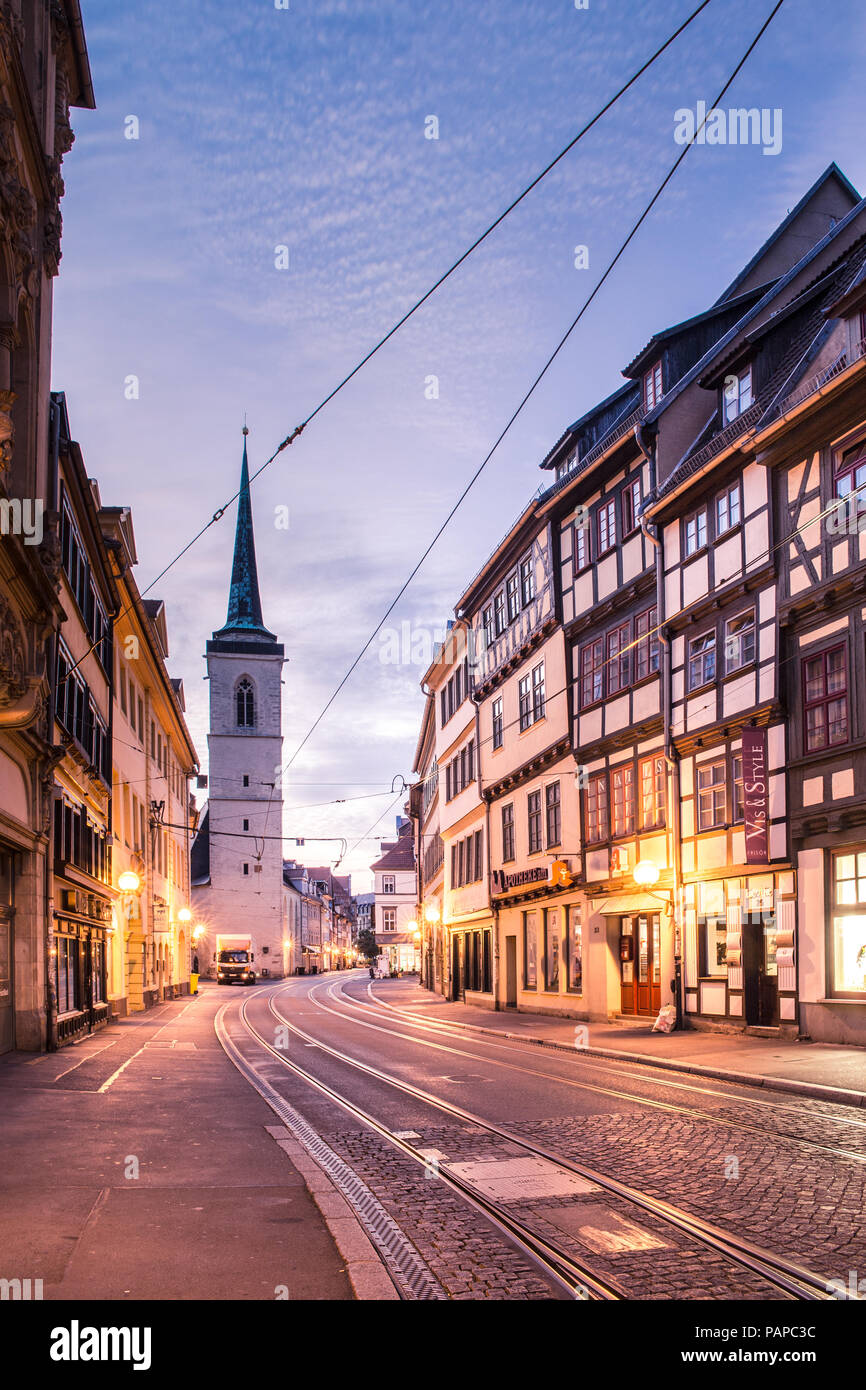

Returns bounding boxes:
[53,0,866,884]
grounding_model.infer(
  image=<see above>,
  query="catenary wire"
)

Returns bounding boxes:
[57,0,719,688]
[275,0,790,790]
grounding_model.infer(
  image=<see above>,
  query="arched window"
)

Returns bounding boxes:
[236,678,255,728]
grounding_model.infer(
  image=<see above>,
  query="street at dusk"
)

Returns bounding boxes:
[1,0,866,1370]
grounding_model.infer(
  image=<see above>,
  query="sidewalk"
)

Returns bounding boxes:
[0,986,360,1300]
[374,979,866,1108]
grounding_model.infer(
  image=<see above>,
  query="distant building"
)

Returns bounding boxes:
[191,432,291,980]
[370,818,418,973]
[101,479,199,1017]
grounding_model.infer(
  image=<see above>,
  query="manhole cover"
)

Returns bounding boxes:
[537,1202,671,1254]
[447,1157,597,1201]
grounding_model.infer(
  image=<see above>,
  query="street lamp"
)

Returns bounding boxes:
[118,870,141,893]
[633,859,660,888]
[177,907,192,924]
[424,903,441,925]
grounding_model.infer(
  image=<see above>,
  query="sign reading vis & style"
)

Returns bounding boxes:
[741,727,769,865]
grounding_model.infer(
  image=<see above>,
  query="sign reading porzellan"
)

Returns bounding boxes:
[741,727,769,865]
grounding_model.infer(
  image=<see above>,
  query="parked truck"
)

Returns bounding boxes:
[216,935,256,986]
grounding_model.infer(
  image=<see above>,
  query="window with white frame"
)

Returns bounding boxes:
[722,365,753,424]
[382,874,395,894]
[684,507,708,557]
[382,907,397,931]
[716,482,741,534]
[492,696,503,751]
[597,499,617,555]
[643,361,663,411]
[697,760,726,830]
[724,610,756,673]
[688,631,716,690]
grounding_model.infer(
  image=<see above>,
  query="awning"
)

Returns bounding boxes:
[591,893,671,916]
[303,945,321,954]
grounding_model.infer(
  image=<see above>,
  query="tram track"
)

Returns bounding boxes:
[215,986,622,1301]
[312,976,866,1166]
[223,979,857,1301]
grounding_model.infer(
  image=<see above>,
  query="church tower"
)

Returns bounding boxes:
[191,430,287,977]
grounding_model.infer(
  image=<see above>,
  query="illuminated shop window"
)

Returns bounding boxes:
[832,852,866,995]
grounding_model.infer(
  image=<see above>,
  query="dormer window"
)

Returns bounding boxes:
[555,449,579,483]
[722,365,753,424]
[643,361,663,411]
[236,678,255,728]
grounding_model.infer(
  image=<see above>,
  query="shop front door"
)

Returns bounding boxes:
[505,936,517,1008]
[620,913,661,1016]
[0,918,12,1053]
[743,914,779,1027]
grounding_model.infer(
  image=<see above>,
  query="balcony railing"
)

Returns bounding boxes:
[766,336,866,422]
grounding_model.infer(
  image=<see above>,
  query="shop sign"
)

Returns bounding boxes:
[741,727,769,865]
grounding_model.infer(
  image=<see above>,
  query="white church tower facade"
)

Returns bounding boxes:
[191,430,288,978]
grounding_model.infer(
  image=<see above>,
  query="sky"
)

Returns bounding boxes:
[52,0,866,886]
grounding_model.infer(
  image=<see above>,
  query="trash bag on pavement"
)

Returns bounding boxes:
[652,1004,677,1034]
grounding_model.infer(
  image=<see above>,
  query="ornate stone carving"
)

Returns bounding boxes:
[0,388,15,473]
[0,593,26,705]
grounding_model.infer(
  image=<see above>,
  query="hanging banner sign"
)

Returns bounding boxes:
[742,727,769,865]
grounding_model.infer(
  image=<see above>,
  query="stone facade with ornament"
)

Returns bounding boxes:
[0,2,93,1052]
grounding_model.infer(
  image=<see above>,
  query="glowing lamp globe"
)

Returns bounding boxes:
[118,870,141,893]
[424,903,441,925]
[633,860,660,888]
[177,907,192,923]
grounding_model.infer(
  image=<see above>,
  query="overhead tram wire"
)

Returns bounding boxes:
[59,0,717,689]
[276,0,789,782]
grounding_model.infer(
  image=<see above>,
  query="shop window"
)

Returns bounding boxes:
[566,904,582,993]
[482,930,492,993]
[544,907,562,992]
[92,939,106,1004]
[803,646,848,751]
[523,910,538,989]
[55,934,80,1015]
[698,881,728,978]
[832,851,866,995]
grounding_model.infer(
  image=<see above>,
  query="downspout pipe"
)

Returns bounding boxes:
[636,423,684,1030]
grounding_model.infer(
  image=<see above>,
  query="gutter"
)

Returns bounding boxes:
[636,422,684,1030]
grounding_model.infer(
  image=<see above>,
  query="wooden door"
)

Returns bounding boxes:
[505,936,517,1007]
[635,914,661,1016]
[619,916,635,1014]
